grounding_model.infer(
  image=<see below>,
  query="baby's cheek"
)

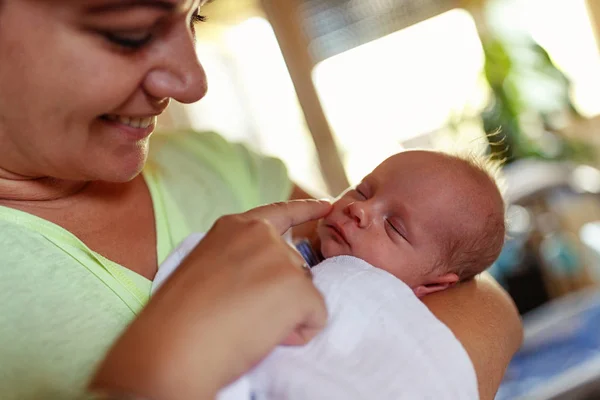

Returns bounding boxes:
[320,236,352,258]
[352,246,397,274]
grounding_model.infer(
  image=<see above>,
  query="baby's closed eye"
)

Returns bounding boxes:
[386,219,409,242]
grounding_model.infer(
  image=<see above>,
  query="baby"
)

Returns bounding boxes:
[153,149,505,400]
[303,149,505,296]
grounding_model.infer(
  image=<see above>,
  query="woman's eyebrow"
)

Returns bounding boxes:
[86,0,179,14]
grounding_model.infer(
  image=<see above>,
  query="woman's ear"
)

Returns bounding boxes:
[413,273,459,298]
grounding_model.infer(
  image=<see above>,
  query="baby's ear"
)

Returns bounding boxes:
[413,273,459,298]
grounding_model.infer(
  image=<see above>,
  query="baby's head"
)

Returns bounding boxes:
[317,150,505,297]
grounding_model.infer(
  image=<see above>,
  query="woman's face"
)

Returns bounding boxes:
[0,0,207,182]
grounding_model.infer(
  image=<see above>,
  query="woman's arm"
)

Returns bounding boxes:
[422,273,522,400]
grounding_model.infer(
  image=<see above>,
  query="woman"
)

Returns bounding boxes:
[0,0,522,399]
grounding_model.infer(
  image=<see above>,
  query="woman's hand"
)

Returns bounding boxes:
[91,199,332,400]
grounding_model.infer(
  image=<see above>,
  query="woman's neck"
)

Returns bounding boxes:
[0,167,89,202]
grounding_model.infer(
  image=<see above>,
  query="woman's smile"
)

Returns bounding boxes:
[100,114,157,141]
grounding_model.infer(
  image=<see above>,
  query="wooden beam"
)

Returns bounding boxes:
[586,0,600,54]
[260,0,350,195]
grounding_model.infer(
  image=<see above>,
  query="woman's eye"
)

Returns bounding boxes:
[190,12,207,34]
[103,31,153,50]
[191,13,207,25]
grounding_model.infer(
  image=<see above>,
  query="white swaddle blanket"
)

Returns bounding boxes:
[152,234,479,400]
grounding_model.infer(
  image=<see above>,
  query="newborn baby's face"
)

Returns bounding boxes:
[317,151,482,294]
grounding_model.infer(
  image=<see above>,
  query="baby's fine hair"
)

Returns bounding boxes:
[439,151,506,281]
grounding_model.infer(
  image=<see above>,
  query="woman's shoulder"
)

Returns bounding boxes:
[149,129,243,165]
[0,219,137,400]
[147,129,292,212]
[0,214,92,274]
[0,218,136,315]
[148,129,285,178]
[0,218,52,265]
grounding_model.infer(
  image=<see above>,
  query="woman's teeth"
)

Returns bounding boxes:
[105,114,155,129]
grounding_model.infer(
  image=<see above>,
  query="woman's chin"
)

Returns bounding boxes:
[106,162,146,182]
[106,144,149,181]
[84,152,148,182]
[108,169,144,183]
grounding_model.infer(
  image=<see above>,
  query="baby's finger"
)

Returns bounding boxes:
[243,200,331,235]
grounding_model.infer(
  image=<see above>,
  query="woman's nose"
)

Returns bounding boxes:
[345,201,371,229]
[143,25,208,104]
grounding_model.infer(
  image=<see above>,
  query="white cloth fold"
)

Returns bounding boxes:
[152,237,478,400]
[152,232,205,295]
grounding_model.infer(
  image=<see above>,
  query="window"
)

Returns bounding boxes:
[186,18,328,195]
[312,9,488,183]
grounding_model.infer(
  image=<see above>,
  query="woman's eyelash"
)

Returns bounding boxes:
[190,13,207,36]
[103,13,207,49]
[192,14,207,24]
[103,32,153,49]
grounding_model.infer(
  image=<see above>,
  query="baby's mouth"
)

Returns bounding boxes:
[327,223,350,247]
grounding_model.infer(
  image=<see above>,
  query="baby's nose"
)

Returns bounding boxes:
[346,202,370,228]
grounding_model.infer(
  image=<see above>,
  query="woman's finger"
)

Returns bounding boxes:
[242,199,331,235]
[281,319,327,346]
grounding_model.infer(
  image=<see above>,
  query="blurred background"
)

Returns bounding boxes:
[160,0,600,398]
